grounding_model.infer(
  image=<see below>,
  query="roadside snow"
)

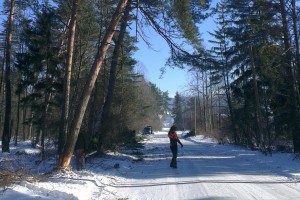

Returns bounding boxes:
[1,132,300,199]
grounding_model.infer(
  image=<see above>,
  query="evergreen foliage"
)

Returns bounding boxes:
[172,92,184,130]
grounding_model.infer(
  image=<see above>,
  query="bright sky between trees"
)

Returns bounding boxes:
[132,29,189,98]
[133,1,217,98]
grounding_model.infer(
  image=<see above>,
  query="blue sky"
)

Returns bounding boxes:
[132,29,189,98]
[132,12,216,98]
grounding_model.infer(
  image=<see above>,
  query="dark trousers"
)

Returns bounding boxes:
[170,145,178,168]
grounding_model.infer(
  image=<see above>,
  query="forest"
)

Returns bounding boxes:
[0,0,300,170]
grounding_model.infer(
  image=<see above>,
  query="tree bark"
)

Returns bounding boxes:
[22,96,27,141]
[41,93,51,159]
[0,50,5,135]
[196,72,201,131]
[204,71,208,132]
[28,111,33,140]
[0,49,5,102]
[58,0,129,169]
[14,92,20,146]
[2,0,15,153]
[59,0,79,155]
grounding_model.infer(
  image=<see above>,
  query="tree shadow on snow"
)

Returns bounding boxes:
[101,135,300,182]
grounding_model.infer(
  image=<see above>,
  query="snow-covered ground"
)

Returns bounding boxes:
[1,131,300,199]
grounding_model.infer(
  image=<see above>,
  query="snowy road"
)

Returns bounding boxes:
[109,133,300,200]
[2,133,300,199]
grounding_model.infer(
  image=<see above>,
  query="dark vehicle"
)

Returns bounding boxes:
[143,126,153,134]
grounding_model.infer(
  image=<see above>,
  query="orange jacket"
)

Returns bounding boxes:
[168,131,183,147]
[168,132,178,140]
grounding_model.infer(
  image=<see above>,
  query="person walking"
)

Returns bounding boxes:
[168,125,183,168]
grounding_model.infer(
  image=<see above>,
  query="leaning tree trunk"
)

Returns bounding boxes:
[58,0,79,155]
[279,0,300,153]
[58,0,129,169]
[98,0,132,148]
[2,0,15,153]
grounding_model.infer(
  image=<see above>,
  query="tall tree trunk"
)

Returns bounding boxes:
[197,90,201,131]
[210,86,213,130]
[2,0,15,153]
[249,45,264,148]
[35,129,41,145]
[98,0,131,147]
[22,100,27,141]
[28,111,33,140]
[58,0,129,169]
[279,0,300,153]
[220,32,237,143]
[14,92,20,146]
[41,93,51,159]
[196,71,201,130]
[202,73,206,132]
[223,68,237,143]
[291,0,300,93]
[58,0,79,155]
[0,51,4,136]
[0,50,5,95]
[204,71,208,132]
[217,87,221,128]
[0,51,5,128]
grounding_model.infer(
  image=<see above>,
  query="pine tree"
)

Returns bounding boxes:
[172,92,184,130]
[208,0,237,143]
[58,0,129,169]
[15,5,63,157]
[216,0,284,148]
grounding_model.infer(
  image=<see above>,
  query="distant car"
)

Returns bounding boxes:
[143,126,153,134]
